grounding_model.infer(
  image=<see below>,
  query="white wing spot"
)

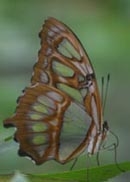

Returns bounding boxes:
[43,58,48,68]
[48,31,55,37]
[46,91,63,102]
[51,26,60,33]
[46,48,52,56]
[40,72,49,83]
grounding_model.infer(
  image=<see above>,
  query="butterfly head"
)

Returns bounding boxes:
[80,73,95,89]
[103,121,109,131]
[86,73,95,86]
[102,120,109,140]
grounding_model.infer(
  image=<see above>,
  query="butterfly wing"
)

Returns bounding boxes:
[4,84,67,164]
[4,84,91,164]
[4,18,103,164]
[31,17,93,87]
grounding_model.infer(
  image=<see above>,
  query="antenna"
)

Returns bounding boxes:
[103,74,110,115]
[101,76,104,107]
[70,157,78,171]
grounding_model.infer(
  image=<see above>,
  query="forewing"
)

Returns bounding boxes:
[31,17,94,90]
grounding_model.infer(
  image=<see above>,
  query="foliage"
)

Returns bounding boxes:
[0,162,130,182]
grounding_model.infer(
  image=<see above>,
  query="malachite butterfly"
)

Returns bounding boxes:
[4,17,109,165]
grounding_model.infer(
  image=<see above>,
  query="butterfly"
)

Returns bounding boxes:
[4,17,109,165]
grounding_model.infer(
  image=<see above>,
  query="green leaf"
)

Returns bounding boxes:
[0,162,130,182]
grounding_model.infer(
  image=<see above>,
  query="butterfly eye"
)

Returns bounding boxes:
[84,73,95,87]
[86,73,95,81]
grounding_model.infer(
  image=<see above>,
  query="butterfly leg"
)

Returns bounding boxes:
[101,139,125,172]
[70,157,79,171]
[86,154,91,182]
[96,151,100,166]
[108,143,125,172]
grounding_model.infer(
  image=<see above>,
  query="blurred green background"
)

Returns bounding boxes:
[0,0,130,175]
